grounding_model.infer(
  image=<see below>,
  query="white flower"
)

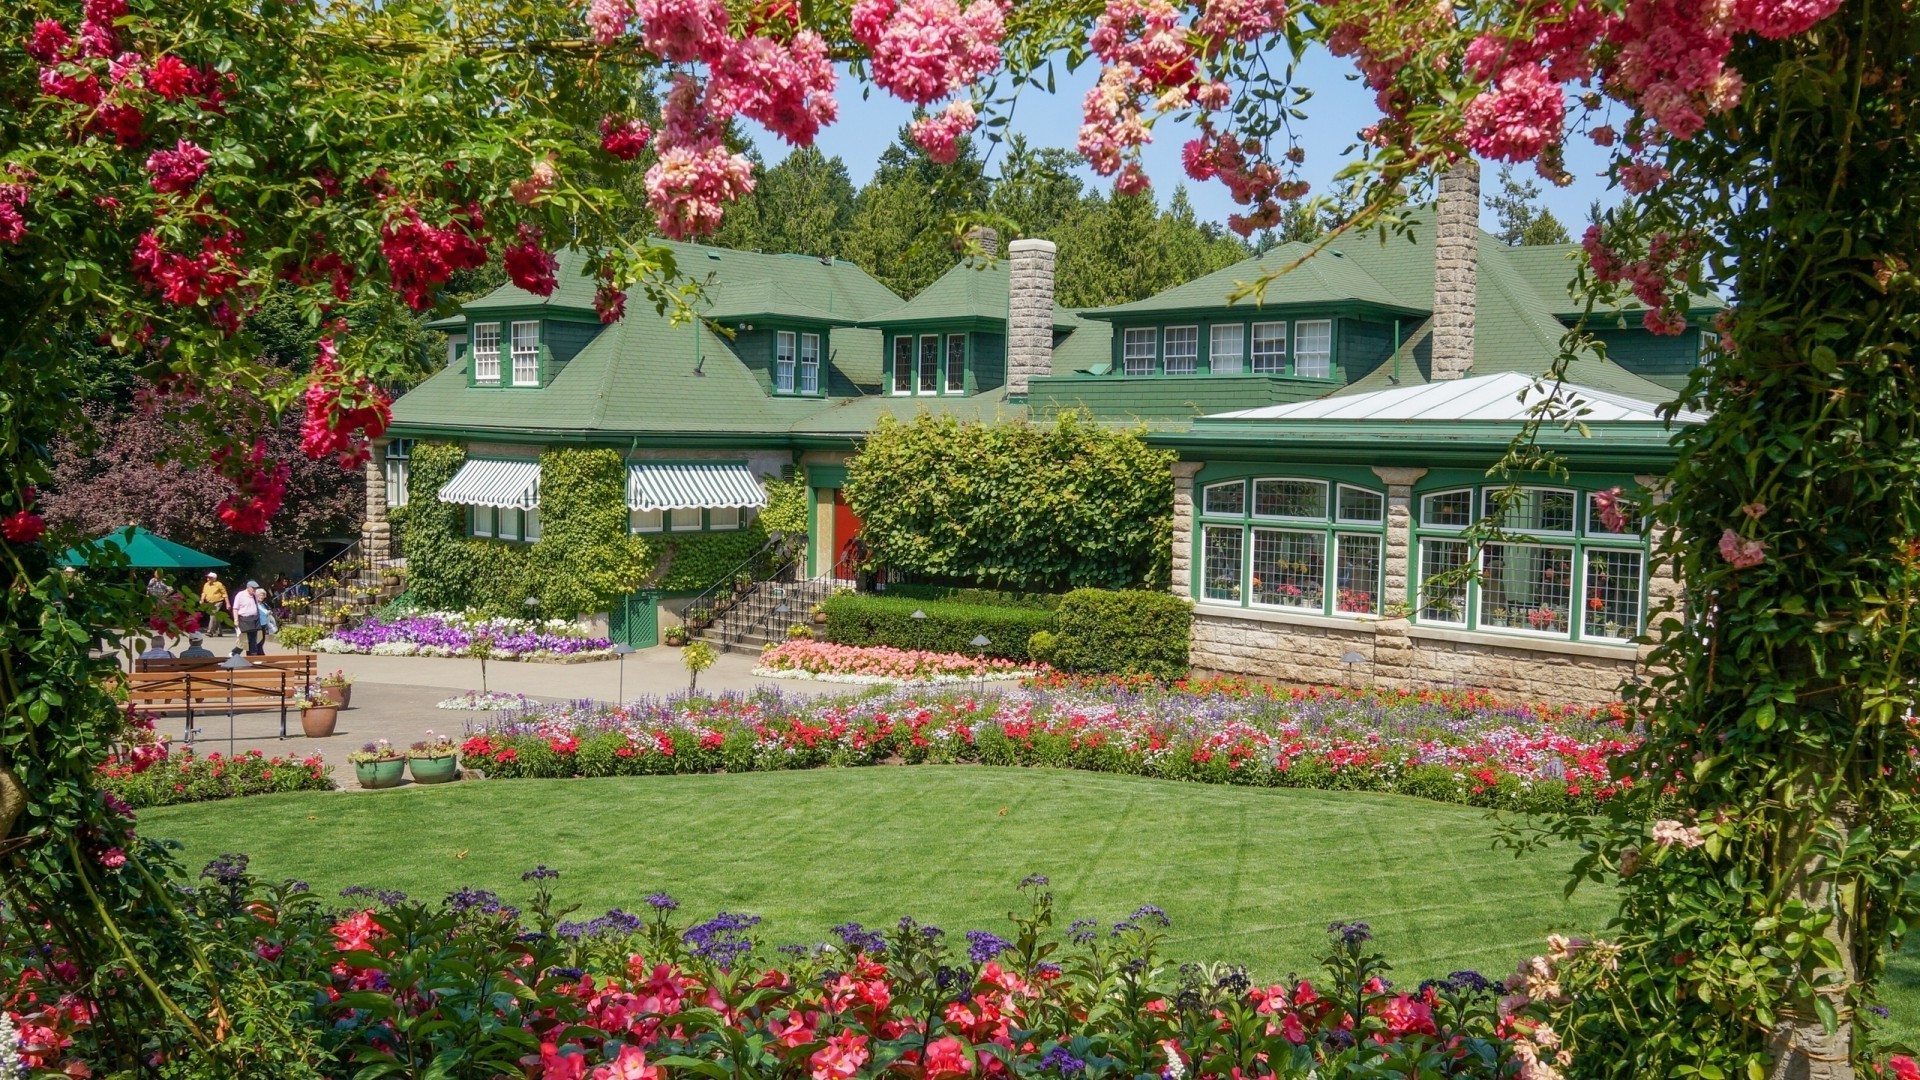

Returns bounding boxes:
[0,1010,23,1080]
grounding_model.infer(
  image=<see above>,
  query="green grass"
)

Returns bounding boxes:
[147,766,1612,982]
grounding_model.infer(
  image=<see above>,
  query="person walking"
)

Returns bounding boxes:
[232,579,265,656]
[200,572,229,636]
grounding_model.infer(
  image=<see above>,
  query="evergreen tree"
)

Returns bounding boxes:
[752,148,857,258]
[843,125,990,297]
[987,135,1088,239]
[1054,186,1249,308]
[1487,164,1571,245]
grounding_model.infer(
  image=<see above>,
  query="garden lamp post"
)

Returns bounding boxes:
[610,642,636,706]
[971,634,990,696]
[219,652,251,758]
[911,609,926,653]
[1339,650,1370,690]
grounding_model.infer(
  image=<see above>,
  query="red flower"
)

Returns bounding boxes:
[2,510,46,544]
[595,283,627,324]
[600,116,653,161]
[26,20,72,63]
[504,224,558,297]
[146,139,211,194]
[380,202,488,310]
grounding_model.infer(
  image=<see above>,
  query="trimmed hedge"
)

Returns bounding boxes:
[875,584,1064,610]
[820,593,1054,661]
[1045,588,1192,681]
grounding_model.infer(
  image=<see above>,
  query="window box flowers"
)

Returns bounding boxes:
[407,732,460,784]
[348,740,406,789]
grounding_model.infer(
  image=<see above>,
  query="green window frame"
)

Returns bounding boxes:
[1412,484,1649,644]
[469,506,540,544]
[1195,477,1386,617]
[945,333,966,393]
[629,506,754,534]
[1123,328,1157,375]
[892,337,913,395]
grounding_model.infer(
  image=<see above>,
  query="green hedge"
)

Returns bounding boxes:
[820,593,1054,661]
[1044,588,1192,681]
[876,584,1064,610]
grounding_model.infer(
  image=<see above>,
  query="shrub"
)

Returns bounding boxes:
[820,593,1055,661]
[877,583,1065,610]
[1027,629,1058,663]
[1047,588,1192,681]
[275,624,325,651]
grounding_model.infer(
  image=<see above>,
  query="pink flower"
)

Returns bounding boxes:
[595,283,628,324]
[98,846,128,868]
[715,30,839,147]
[26,20,72,63]
[1380,993,1436,1037]
[850,0,1005,106]
[1592,487,1630,533]
[922,1036,972,1079]
[1717,529,1766,570]
[633,0,729,63]
[645,144,754,240]
[146,139,211,194]
[511,158,559,205]
[909,100,977,164]
[504,224,559,296]
[593,1045,662,1080]
[1461,64,1565,164]
[586,0,634,44]
[0,182,28,245]
[1888,1056,1920,1080]
[809,1031,869,1080]
[600,116,652,160]
[1650,818,1705,849]
[144,54,198,99]
[1741,502,1767,519]
[380,202,489,310]
[542,1044,588,1080]
[1733,0,1844,38]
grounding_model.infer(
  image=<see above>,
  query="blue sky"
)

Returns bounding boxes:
[748,48,1622,238]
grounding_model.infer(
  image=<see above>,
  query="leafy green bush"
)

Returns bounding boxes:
[1047,588,1192,681]
[877,584,1064,610]
[274,624,326,651]
[844,411,1174,591]
[821,593,1054,661]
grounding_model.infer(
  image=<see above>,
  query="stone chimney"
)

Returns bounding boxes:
[1007,238,1056,400]
[966,225,1001,258]
[1430,160,1480,381]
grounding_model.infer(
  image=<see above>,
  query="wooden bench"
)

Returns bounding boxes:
[135,652,319,690]
[123,664,307,742]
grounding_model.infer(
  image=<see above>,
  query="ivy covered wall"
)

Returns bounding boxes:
[402,443,803,616]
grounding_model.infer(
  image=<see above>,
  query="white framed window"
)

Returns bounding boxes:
[775,331,797,393]
[1123,328,1157,375]
[1201,480,1245,516]
[1480,542,1574,636]
[1209,324,1244,374]
[383,439,413,509]
[799,333,821,394]
[1252,478,1329,520]
[1420,489,1475,529]
[524,508,541,542]
[1163,326,1199,375]
[1333,534,1382,614]
[1251,322,1286,373]
[1582,549,1644,642]
[498,507,522,542]
[1250,528,1325,610]
[1586,490,1644,536]
[1293,319,1333,378]
[1201,524,1244,603]
[945,333,966,393]
[510,321,539,386]
[709,506,741,531]
[470,506,495,538]
[472,323,501,383]
[670,507,702,531]
[919,335,939,394]
[892,337,913,394]
[629,508,663,534]
[1335,484,1384,524]
[1698,330,1719,366]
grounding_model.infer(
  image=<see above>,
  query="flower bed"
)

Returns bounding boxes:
[752,640,1046,684]
[462,681,1640,815]
[96,747,335,808]
[437,690,544,711]
[314,611,614,661]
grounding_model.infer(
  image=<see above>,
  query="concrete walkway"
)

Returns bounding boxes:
[172,629,833,775]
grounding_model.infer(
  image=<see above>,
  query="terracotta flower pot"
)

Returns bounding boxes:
[409,756,459,784]
[354,758,406,789]
[320,684,351,708]
[301,705,339,738]
[813,612,828,624]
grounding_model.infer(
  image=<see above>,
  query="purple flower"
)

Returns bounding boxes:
[645,892,679,911]
[965,930,1012,964]
[832,922,889,955]
[522,865,560,882]
[1040,1047,1086,1074]
[683,911,761,971]
[1328,920,1372,945]
[1067,919,1100,945]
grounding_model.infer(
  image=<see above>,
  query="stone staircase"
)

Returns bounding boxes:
[279,545,406,631]
[699,571,840,655]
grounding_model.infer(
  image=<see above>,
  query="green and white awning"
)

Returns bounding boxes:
[626,463,766,512]
[437,459,541,509]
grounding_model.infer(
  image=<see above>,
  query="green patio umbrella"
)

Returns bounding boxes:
[59,526,229,570]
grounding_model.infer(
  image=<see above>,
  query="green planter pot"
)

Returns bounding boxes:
[354,758,406,790]
[408,756,459,785]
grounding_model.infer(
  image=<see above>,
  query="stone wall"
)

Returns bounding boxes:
[1007,238,1056,400]
[361,441,391,564]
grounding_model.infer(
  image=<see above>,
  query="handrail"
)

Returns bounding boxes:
[287,538,365,601]
[708,550,812,647]
[683,535,781,623]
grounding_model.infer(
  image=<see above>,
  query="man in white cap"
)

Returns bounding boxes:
[232,579,264,656]
[200,571,229,636]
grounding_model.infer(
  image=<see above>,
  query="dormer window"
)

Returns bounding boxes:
[473,322,501,383]
[1210,325,1244,373]
[775,331,797,393]
[918,336,939,393]
[1251,322,1286,373]
[887,333,969,395]
[510,321,539,386]
[892,338,913,394]
[945,334,966,393]
[799,333,821,394]
[1293,319,1333,378]
[1123,328,1156,375]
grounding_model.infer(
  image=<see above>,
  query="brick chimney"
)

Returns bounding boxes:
[1430,160,1480,381]
[966,225,1001,258]
[1007,238,1056,400]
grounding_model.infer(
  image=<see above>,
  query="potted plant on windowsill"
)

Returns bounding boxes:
[317,669,352,708]
[407,731,460,784]
[348,740,406,789]
[663,625,687,647]
[298,688,340,738]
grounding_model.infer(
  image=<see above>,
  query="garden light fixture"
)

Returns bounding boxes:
[1339,650,1369,688]
[219,652,251,757]
[610,641,637,703]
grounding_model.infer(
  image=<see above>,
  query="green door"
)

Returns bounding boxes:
[608,589,658,648]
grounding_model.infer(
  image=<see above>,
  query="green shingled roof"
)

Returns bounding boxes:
[861,260,1082,330]
[702,279,861,326]
[1079,240,1417,318]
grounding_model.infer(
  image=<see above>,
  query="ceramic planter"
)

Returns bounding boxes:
[319,684,351,708]
[408,755,459,784]
[354,758,406,789]
[300,705,339,738]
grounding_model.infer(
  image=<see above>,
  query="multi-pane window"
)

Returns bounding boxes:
[630,508,664,534]
[1163,326,1199,375]
[1293,319,1333,378]
[946,334,966,393]
[383,439,413,509]
[709,506,741,531]
[670,507,703,531]
[471,506,537,543]
[919,335,940,393]
[470,506,494,538]
[1698,330,1719,366]
[472,322,501,383]
[1123,328,1157,375]
[1251,322,1287,373]
[1210,324,1245,374]
[799,333,821,394]
[1196,476,1385,617]
[893,337,914,394]
[1414,484,1649,643]
[775,331,797,393]
[510,321,539,386]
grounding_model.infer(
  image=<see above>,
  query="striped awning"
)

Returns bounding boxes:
[626,463,766,512]
[437,459,541,509]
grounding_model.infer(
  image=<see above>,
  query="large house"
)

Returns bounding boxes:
[374,165,1717,705]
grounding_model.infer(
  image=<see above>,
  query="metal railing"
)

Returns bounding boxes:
[682,535,783,630]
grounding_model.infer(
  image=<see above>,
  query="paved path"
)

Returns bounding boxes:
[173,629,832,776]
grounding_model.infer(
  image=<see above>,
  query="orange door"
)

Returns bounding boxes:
[832,491,863,580]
